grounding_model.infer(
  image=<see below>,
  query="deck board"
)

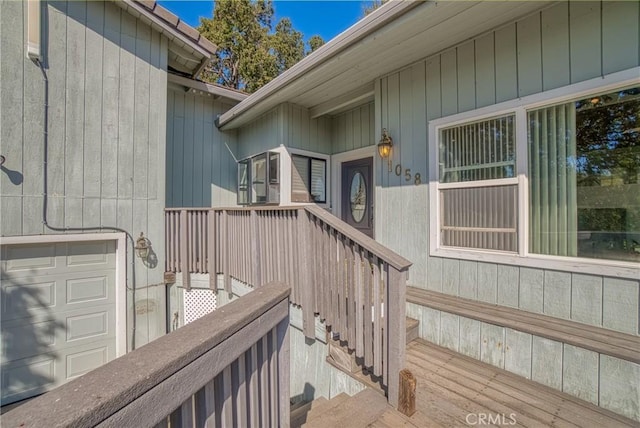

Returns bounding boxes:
[417,342,636,426]
[297,340,638,427]
[405,340,637,428]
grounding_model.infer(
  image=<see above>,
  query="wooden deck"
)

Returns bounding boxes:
[297,339,639,427]
[401,340,638,428]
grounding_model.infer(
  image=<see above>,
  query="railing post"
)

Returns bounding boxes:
[208,209,216,290]
[277,314,291,428]
[387,266,407,409]
[297,210,315,338]
[222,210,231,293]
[180,210,191,291]
[251,210,262,287]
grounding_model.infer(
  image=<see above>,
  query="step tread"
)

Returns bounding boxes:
[406,316,419,343]
[303,392,350,422]
[368,408,445,428]
[405,317,419,330]
[304,389,388,428]
[291,397,327,428]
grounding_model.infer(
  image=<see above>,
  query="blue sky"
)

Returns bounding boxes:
[157,1,371,43]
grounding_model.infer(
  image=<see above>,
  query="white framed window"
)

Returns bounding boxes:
[291,155,327,203]
[429,68,640,278]
[237,151,280,205]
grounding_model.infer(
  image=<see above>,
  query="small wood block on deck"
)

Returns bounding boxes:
[398,369,417,417]
[405,339,638,428]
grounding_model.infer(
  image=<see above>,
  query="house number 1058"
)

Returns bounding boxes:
[394,164,421,185]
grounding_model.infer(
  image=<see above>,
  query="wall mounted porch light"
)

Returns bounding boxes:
[377,128,394,172]
[135,232,151,260]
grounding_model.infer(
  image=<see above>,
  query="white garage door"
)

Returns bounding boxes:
[1,240,118,405]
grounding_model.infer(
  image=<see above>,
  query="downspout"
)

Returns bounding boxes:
[34,57,138,351]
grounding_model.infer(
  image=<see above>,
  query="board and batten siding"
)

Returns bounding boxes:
[237,103,331,160]
[166,86,238,208]
[237,105,283,160]
[0,0,169,347]
[374,1,640,334]
[331,102,375,154]
[285,103,332,155]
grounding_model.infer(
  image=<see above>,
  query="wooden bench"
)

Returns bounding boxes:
[407,286,640,364]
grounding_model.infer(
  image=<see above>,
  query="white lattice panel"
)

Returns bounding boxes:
[183,288,217,324]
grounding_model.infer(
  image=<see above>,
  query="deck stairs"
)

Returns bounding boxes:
[291,388,417,428]
[326,316,420,392]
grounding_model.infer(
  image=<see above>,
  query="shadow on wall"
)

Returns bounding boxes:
[0,269,65,408]
[0,160,24,186]
[291,382,316,405]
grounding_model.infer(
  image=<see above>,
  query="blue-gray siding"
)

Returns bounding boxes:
[237,104,331,159]
[331,102,375,154]
[166,86,238,208]
[407,301,640,421]
[0,0,169,346]
[375,1,640,335]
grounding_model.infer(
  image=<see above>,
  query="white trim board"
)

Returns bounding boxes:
[1,232,128,356]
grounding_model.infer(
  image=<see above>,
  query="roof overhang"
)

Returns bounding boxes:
[168,73,248,104]
[218,0,553,130]
[115,0,217,77]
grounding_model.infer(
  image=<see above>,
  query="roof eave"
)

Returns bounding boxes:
[217,0,421,130]
[168,73,249,103]
[116,0,217,77]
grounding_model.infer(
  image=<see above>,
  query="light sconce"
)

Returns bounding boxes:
[135,232,151,260]
[377,128,394,172]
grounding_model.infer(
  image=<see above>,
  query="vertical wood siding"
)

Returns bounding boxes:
[286,104,332,154]
[0,1,169,346]
[165,87,238,208]
[330,102,375,154]
[237,103,332,159]
[375,1,640,334]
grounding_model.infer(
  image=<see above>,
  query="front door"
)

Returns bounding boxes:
[341,157,373,238]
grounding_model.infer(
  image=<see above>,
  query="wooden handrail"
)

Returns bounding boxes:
[165,205,412,272]
[164,205,303,212]
[164,205,412,408]
[3,282,291,428]
[304,205,412,272]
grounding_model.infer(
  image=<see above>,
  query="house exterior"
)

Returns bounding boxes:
[204,0,639,421]
[2,0,639,423]
[0,0,243,405]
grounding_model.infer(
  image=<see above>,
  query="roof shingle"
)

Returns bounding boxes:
[132,0,216,55]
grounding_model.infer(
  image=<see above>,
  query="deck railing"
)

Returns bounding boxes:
[3,282,291,428]
[165,205,412,407]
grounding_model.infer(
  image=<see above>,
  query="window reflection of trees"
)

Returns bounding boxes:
[575,88,639,186]
[575,88,640,262]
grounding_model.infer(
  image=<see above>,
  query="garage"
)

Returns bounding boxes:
[1,237,123,405]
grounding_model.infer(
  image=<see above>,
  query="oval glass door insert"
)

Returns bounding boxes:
[350,172,367,223]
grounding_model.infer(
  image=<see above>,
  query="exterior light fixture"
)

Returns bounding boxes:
[377,128,394,172]
[135,232,150,260]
